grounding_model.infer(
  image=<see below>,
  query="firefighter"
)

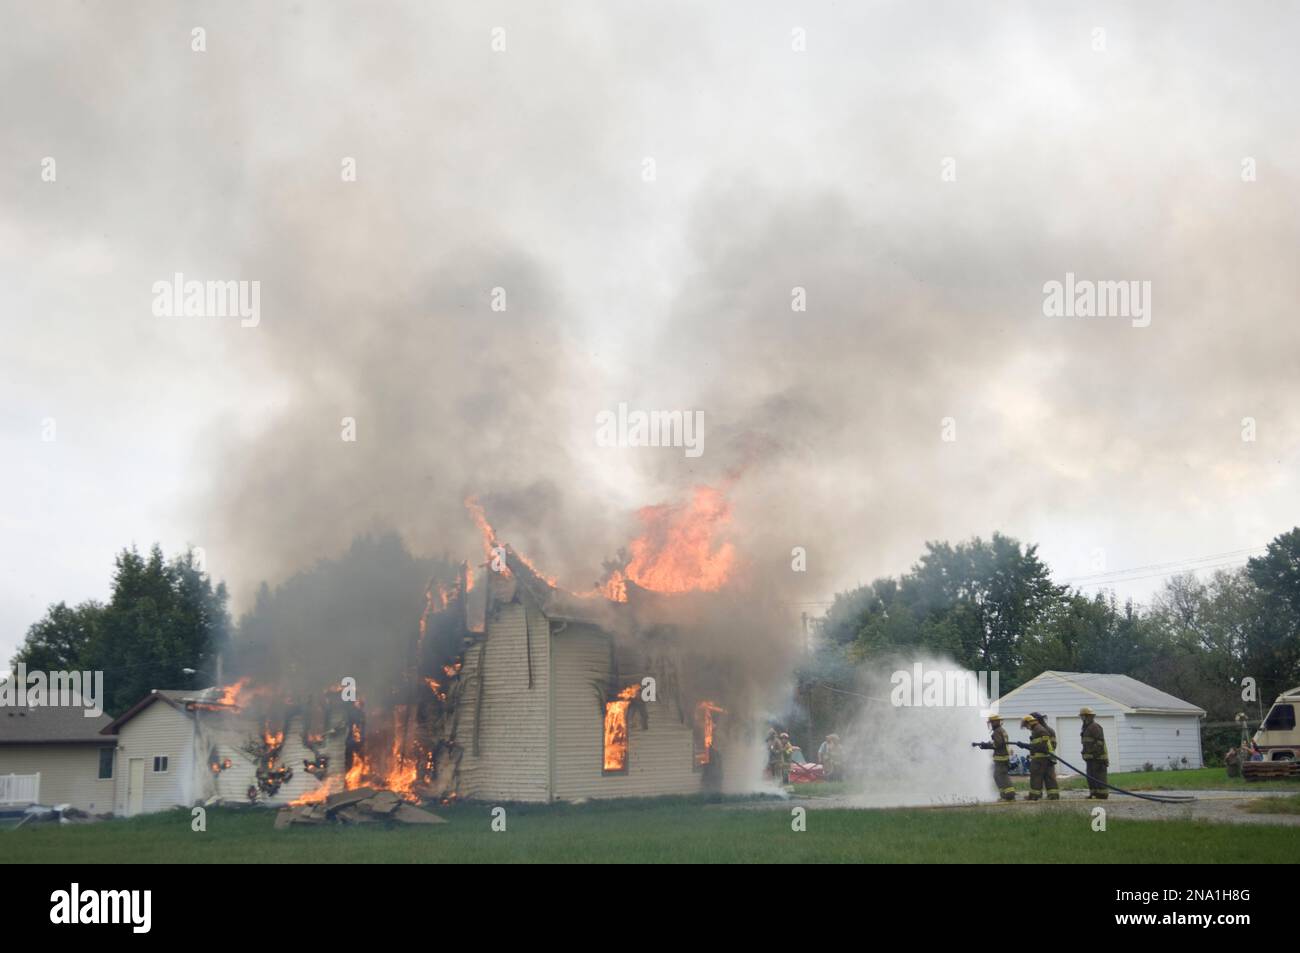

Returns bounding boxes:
[766,729,783,783]
[819,733,842,781]
[1022,715,1059,800]
[1079,707,1109,799]
[779,732,794,784]
[977,714,1016,801]
[1031,711,1056,749]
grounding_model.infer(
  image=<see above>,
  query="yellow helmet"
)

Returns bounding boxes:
[1079,706,1095,716]
[987,714,1002,723]
[1021,715,1037,726]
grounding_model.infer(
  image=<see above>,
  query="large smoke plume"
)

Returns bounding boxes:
[6,3,1300,763]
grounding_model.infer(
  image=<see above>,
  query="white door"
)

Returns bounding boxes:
[127,758,145,816]
[1055,716,1116,775]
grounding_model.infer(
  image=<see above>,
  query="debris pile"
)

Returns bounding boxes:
[14,804,107,828]
[274,787,446,829]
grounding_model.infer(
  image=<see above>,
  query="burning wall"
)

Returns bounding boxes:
[213,487,798,806]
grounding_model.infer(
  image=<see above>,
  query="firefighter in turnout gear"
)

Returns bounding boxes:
[974,714,1016,801]
[1031,712,1056,750]
[1022,715,1059,800]
[766,729,784,783]
[1079,707,1109,799]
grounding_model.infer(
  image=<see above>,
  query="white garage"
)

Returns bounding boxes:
[993,671,1205,773]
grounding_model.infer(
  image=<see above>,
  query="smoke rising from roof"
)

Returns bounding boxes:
[3,1,1299,668]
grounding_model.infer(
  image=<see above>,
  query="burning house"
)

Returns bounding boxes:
[98,488,779,815]
[101,684,352,816]
[434,549,743,802]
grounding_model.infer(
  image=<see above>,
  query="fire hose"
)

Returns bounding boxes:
[1032,745,1197,804]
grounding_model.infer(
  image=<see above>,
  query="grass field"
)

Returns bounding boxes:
[6,796,1299,864]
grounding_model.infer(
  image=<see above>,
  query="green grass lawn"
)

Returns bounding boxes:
[5,797,1298,863]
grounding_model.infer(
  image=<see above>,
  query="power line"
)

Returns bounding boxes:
[1066,557,1260,589]
[1061,546,1266,585]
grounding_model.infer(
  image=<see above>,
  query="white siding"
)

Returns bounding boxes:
[551,628,700,801]
[997,676,1125,755]
[112,700,195,815]
[194,709,349,806]
[452,602,551,801]
[1054,715,1117,774]
[1119,714,1203,771]
[0,745,115,812]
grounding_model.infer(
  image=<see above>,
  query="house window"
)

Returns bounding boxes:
[153,756,169,773]
[603,685,639,774]
[97,748,114,780]
[694,701,725,768]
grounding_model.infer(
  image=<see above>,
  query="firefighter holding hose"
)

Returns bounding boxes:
[1022,714,1059,800]
[1079,707,1109,799]
[973,714,1016,801]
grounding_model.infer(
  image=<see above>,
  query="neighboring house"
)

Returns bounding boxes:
[102,688,344,816]
[0,698,116,812]
[102,691,197,816]
[995,671,1205,772]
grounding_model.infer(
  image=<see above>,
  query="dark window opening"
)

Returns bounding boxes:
[152,755,169,773]
[1263,704,1296,732]
[97,748,113,780]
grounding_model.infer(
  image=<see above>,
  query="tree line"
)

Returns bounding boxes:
[809,528,1300,724]
[11,529,1300,726]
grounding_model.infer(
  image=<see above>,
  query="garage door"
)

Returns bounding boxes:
[1054,715,1116,775]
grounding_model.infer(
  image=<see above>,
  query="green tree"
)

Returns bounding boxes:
[1244,528,1300,698]
[94,546,230,715]
[10,601,104,674]
[826,534,1063,686]
[11,545,230,716]
[1146,569,1272,722]
[899,534,1063,681]
[1020,591,1157,680]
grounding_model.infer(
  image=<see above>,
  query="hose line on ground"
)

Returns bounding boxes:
[1044,753,1197,804]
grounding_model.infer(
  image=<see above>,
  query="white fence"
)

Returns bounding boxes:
[0,772,40,805]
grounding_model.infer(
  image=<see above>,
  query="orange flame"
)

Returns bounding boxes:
[602,684,640,772]
[383,708,419,801]
[604,485,736,599]
[218,678,250,705]
[464,496,503,568]
[695,700,725,766]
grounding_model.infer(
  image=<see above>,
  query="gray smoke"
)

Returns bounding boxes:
[3,1,1299,671]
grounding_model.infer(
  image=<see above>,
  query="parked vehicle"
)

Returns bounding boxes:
[1244,687,1300,780]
